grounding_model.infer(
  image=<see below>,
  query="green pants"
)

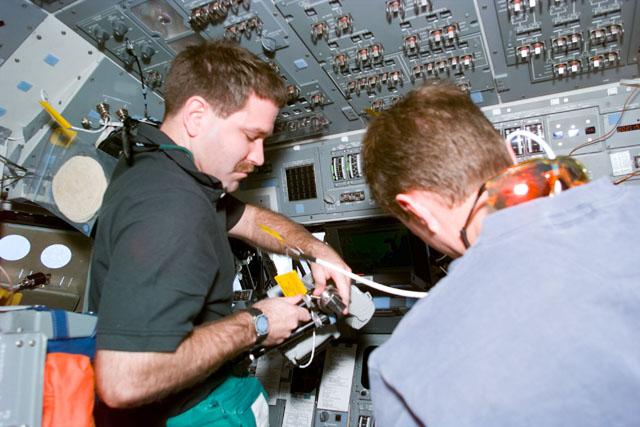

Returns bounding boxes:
[167,375,269,427]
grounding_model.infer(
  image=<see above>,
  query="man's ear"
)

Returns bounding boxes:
[395,191,441,235]
[182,96,208,138]
[503,138,518,164]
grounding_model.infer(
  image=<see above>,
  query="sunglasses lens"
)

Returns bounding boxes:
[558,157,589,184]
[487,161,552,209]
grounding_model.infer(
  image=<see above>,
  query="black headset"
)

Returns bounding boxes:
[98,117,193,166]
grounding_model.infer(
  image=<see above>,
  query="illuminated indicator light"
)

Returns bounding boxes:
[568,129,580,137]
[41,244,72,269]
[533,43,543,55]
[0,234,31,261]
[553,131,563,138]
[514,183,529,196]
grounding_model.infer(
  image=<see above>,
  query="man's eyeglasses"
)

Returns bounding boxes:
[460,156,590,249]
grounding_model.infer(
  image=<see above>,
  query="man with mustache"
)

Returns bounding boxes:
[89,39,350,426]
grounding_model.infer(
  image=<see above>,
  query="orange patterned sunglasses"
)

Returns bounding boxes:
[460,156,590,249]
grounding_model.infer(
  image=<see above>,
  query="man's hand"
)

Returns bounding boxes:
[252,295,311,347]
[229,204,352,312]
[306,241,352,312]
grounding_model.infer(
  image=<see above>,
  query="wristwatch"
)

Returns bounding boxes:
[246,307,269,345]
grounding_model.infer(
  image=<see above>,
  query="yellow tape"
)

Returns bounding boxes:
[0,288,23,306]
[259,223,285,244]
[39,100,72,129]
[50,127,77,147]
[39,100,77,146]
[274,271,307,297]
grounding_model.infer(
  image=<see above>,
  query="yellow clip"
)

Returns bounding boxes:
[39,100,77,147]
[259,223,285,244]
[274,271,307,297]
[364,108,381,116]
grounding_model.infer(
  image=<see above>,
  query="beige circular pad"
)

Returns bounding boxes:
[52,155,107,223]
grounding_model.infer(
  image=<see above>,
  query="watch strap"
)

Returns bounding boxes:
[246,307,268,345]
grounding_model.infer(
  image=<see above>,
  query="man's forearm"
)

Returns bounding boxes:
[95,310,255,408]
[230,204,352,306]
[230,204,322,254]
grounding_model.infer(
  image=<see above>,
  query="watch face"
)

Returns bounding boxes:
[256,315,269,335]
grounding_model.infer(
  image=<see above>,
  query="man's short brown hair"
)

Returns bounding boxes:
[163,39,288,118]
[361,80,514,219]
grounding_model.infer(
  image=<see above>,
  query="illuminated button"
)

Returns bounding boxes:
[568,128,580,137]
[552,130,564,138]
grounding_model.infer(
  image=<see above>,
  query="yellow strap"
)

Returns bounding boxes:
[258,223,285,244]
[0,288,23,305]
[39,100,72,129]
[39,100,77,146]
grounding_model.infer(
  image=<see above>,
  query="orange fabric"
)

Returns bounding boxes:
[43,353,95,427]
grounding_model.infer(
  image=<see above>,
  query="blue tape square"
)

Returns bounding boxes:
[295,204,305,214]
[0,107,6,117]
[44,54,60,66]
[373,296,391,309]
[294,59,308,69]
[470,91,484,104]
[608,113,621,126]
[17,81,33,92]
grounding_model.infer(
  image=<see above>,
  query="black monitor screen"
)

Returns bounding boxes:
[338,226,412,275]
[324,218,432,290]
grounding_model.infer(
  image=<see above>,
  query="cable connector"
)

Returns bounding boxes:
[125,38,135,55]
[16,272,51,291]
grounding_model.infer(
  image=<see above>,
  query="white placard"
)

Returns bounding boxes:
[316,343,357,412]
[254,352,285,405]
[282,394,315,427]
[610,151,632,176]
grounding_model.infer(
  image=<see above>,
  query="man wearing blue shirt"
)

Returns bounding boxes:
[360,80,640,427]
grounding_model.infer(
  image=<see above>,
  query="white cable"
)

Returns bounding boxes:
[315,257,428,299]
[505,129,556,160]
[298,330,316,369]
[70,117,113,134]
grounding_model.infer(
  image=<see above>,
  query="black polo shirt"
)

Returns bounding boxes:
[89,123,245,425]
